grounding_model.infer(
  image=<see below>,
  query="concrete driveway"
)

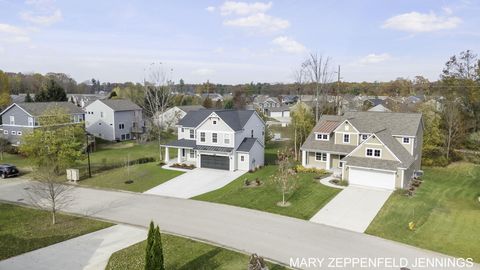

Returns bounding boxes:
[144,168,245,198]
[310,186,392,233]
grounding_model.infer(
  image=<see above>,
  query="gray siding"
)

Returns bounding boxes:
[2,105,32,126]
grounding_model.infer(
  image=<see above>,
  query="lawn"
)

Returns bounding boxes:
[0,203,112,260]
[0,153,31,172]
[366,162,480,262]
[194,165,340,220]
[78,162,183,192]
[106,234,287,270]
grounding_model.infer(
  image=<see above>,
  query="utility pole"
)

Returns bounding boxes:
[85,132,91,178]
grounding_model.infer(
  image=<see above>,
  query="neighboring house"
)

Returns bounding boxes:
[67,94,107,108]
[85,99,144,141]
[253,95,281,113]
[368,104,391,112]
[279,95,298,105]
[156,105,205,130]
[10,94,36,103]
[267,106,291,118]
[200,93,223,102]
[301,111,423,190]
[162,109,265,171]
[0,102,84,145]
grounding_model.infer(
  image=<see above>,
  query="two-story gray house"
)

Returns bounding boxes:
[301,111,423,190]
[163,109,265,171]
[0,102,85,145]
[84,99,144,141]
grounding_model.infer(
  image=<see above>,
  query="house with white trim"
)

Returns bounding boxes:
[162,109,265,171]
[0,102,84,145]
[85,99,144,141]
[301,112,423,190]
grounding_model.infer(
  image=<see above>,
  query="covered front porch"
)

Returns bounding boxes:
[301,150,346,176]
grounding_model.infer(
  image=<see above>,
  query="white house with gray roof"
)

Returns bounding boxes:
[301,111,423,190]
[162,109,265,171]
[85,99,144,141]
[155,105,205,130]
[0,102,85,145]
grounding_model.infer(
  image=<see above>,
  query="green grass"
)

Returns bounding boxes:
[194,165,340,220]
[366,162,480,262]
[0,153,31,171]
[106,234,287,270]
[78,162,184,192]
[0,203,112,260]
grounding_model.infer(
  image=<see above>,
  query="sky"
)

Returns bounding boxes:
[0,0,479,85]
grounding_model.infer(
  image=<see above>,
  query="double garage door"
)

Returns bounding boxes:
[349,167,396,190]
[200,155,229,170]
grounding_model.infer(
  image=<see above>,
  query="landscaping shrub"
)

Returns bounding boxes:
[465,132,480,151]
[295,165,328,174]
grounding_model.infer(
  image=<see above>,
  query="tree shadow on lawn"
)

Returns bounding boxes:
[176,248,222,270]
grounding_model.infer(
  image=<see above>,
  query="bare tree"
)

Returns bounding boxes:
[293,66,306,101]
[442,100,463,160]
[27,168,74,225]
[142,63,174,162]
[271,148,298,206]
[302,53,334,122]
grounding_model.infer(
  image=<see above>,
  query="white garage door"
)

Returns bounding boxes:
[349,167,396,190]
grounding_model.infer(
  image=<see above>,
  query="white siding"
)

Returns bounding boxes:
[234,113,265,149]
[85,100,115,140]
[196,113,235,147]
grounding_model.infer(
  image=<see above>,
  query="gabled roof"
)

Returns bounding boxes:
[368,104,391,112]
[343,111,422,136]
[313,120,340,133]
[2,102,84,116]
[374,129,414,168]
[178,109,256,131]
[96,99,142,111]
[237,138,257,152]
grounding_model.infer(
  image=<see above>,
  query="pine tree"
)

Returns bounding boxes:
[152,226,165,270]
[145,221,155,270]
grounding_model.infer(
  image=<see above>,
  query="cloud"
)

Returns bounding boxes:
[382,11,461,33]
[20,0,62,26]
[224,13,289,33]
[0,23,30,43]
[206,6,216,12]
[192,68,215,76]
[220,1,272,16]
[0,46,4,54]
[272,36,306,53]
[20,8,62,26]
[358,53,391,65]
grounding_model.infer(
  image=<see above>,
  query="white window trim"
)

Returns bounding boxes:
[315,152,327,162]
[343,134,350,143]
[366,148,382,158]
[3,130,8,135]
[17,131,22,135]
[28,117,34,127]
[11,131,16,135]
[9,116,14,125]
[315,133,329,141]
[200,132,206,142]
[189,129,195,139]
[402,137,410,144]
[224,134,230,144]
[118,123,125,130]
[189,149,195,158]
[212,133,218,143]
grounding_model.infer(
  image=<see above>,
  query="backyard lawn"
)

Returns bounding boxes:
[106,234,287,270]
[367,162,480,262]
[79,163,183,192]
[0,203,112,260]
[194,165,340,220]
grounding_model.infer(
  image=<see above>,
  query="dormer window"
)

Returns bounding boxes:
[316,133,329,141]
[213,120,217,124]
[403,137,410,144]
[361,134,368,141]
[343,134,350,143]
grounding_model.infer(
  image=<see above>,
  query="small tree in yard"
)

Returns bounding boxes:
[271,148,298,207]
[20,106,85,224]
[0,138,10,160]
[145,222,164,270]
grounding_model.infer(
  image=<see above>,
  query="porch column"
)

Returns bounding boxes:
[164,147,169,163]
[326,153,331,170]
[301,150,307,166]
[177,148,182,163]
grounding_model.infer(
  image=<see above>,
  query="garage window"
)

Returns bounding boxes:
[315,152,327,161]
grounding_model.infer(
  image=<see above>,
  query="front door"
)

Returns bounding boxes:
[182,149,186,157]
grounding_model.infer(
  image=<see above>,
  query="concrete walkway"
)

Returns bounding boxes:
[0,181,475,270]
[310,186,392,233]
[144,167,245,198]
[319,176,346,189]
[0,225,146,270]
